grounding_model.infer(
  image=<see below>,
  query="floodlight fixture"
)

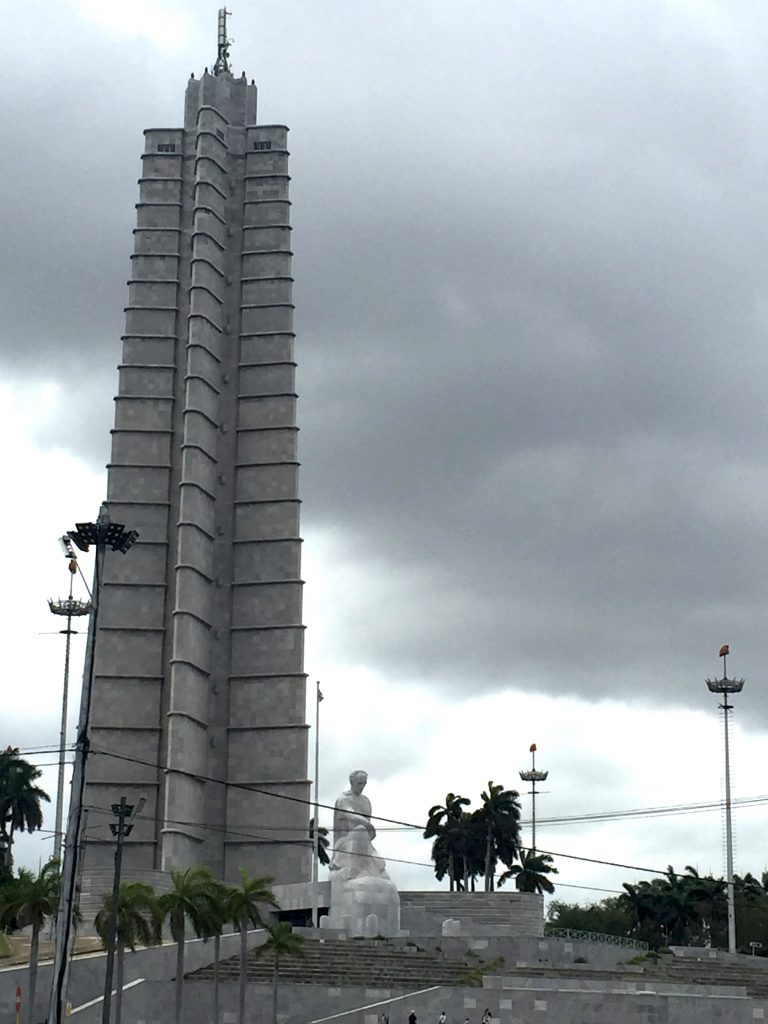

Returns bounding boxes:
[706,676,744,694]
[68,520,138,554]
[48,597,92,618]
[59,536,77,560]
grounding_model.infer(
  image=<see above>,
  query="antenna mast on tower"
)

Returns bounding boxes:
[213,8,233,76]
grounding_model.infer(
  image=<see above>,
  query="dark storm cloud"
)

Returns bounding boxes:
[293,2,768,710]
[6,2,768,710]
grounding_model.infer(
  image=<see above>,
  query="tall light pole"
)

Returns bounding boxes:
[48,538,91,864]
[519,743,548,854]
[311,681,323,928]
[48,506,139,1024]
[706,643,744,955]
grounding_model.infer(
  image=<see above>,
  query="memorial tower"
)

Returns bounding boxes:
[83,12,310,884]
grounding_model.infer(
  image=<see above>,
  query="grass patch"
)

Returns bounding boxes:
[459,956,506,987]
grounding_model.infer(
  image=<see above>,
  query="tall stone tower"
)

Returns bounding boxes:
[84,18,310,884]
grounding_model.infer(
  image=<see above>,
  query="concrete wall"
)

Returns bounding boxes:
[0,928,267,1024]
[400,893,544,938]
[116,972,768,1024]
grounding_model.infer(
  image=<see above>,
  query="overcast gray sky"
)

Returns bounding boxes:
[4,0,768,899]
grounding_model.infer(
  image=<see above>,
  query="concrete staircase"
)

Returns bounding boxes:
[493,958,768,1000]
[76,867,171,934]
[189,937,475,988]
[648,957,768,999]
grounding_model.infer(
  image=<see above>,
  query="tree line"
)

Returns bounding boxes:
[0,747,49,876]
[549,865,768,953]
[0,749,303,1024]
[424,783,558,894]
[2,859,302,1024]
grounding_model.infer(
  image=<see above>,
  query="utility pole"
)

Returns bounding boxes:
[706,643,744,956]
[102,796,145,1024]
[48,507,139,1024]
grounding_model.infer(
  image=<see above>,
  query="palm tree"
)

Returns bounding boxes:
[736,872,765,904]
[227,871,277,1024]
[658,865,699,946]
[475,782,521,891]
[0,861,59,1024]
[619,881,663,947]
[204,878,233,1024]
[684,867,726,947]
[0,748,50,871]
[499,849,558,895]
[94,881,159,1024]
[309,818,330,866]
[424,794,470,891]
[254,922,304,1024]
[156,865,220,1024]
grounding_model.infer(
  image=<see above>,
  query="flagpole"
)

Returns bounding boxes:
[311,681,322,928]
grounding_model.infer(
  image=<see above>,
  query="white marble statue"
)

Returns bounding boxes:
[324,770,400,936]
[331,769,389,881]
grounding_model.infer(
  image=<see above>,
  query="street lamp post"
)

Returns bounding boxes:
[706,643,744,956]
[102,795,146,1024]
[519,743,548,854]
[48,539,91,864]
[48,506,139,1024]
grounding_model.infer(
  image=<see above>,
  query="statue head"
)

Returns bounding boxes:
[349,769,368,795]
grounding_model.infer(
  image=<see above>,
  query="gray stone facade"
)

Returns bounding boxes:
[84,68,309,885]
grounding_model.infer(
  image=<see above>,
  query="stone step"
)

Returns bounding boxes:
[188,936,474,987]
[499,963,768,999]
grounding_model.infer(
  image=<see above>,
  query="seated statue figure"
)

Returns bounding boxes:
[326,770,400,936]
[331,769,390,882]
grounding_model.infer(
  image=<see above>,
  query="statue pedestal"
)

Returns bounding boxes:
[327,875,400,937]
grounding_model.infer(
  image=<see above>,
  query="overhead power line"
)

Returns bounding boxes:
[82,747,708,882]
[16,743,768,836]
[85,742,767,839]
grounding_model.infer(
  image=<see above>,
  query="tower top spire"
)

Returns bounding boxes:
[213,8,232,76]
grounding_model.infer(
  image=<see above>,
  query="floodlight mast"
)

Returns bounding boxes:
[705,644,744,956]
[48,541,92,863]
[519,743,548,854]
[48,506,139,1024]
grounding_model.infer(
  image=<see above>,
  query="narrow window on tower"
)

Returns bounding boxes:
[157,143,177,153]
[252,140,272,151]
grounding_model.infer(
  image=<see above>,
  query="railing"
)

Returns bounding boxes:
[545,927,648,951]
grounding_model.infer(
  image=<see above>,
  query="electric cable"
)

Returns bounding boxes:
[19,742,768,836]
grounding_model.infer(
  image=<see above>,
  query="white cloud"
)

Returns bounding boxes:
[0,379,104,870]
[304,534,768,898]
[71,0,193,50]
